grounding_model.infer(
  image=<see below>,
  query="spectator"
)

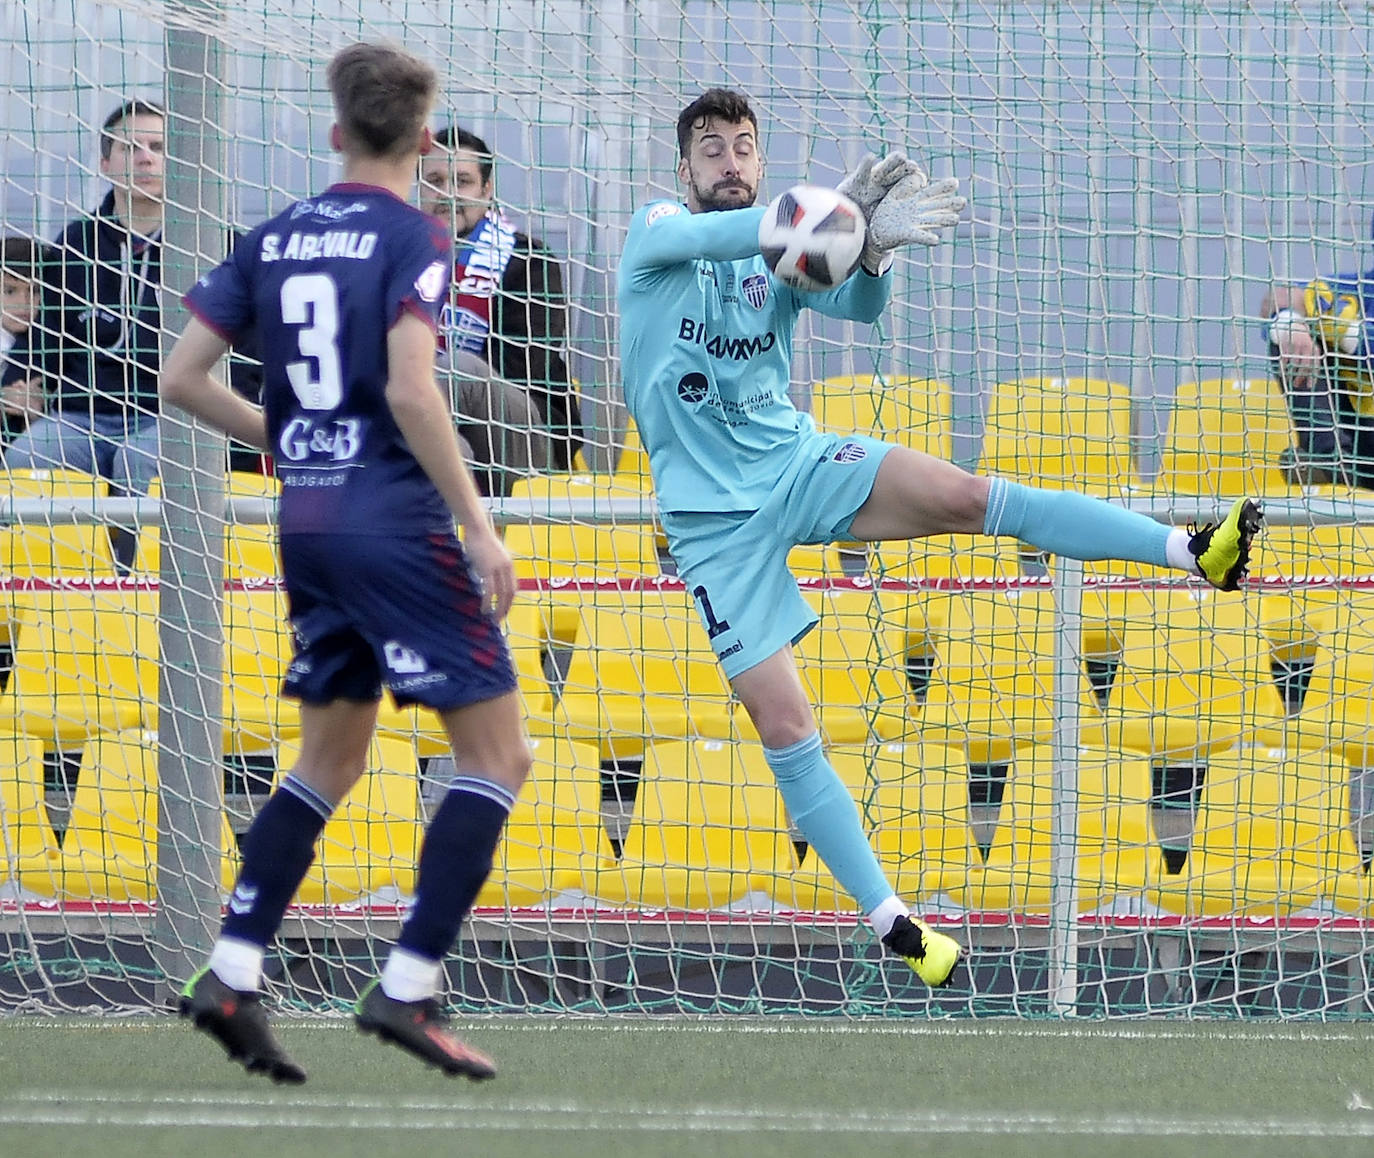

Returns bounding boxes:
[1261,239,1374,488]
[420,125,583,494]
[0,234,49,453]
[2,99,168,505]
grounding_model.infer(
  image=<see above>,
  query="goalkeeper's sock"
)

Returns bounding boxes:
[763,732,895,914]
[221,773,331,949]
[396,776,515,962]
[984,477,1171,566]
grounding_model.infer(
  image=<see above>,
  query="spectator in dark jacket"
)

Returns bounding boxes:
[2,99,169,498]
[421,125,583,495]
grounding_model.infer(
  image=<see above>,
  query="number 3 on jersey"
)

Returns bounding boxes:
[281,272,343,410]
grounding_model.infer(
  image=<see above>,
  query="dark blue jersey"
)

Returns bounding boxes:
[185,182,454,536]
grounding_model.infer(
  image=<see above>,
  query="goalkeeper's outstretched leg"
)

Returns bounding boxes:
[847,446,1263,590]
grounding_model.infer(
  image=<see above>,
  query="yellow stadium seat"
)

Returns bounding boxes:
[136,471,280,581]
[796,589,912,744]
[841,740,977,908]
[225,471,281,580]
[810,374,952,459]
[869,543,1018,679]
[610,418,652,488]
[934,745,1154,914]
[372,705,457,762]
[506,472,662,652]
[699,589,913,747]
[503,598,564,736]
[474,735,606,908]
[0,734,57,880]
[220,587,300,752]
[0,469,118,576]
[19,730,236,902]
[1145,747,1330,918]
[1253,648,1374,755]
[505,473,660,583]
[907,589,1097,763]
[1317,755,1374,916]
[1241,586,1348,749]
[555,590,737,760]
[582,740,786,910]
[135,586,301,754]
[1152,377,1294,499]
[1255,591,1374,759]
[1090,588,1264,762]
[979,376,1137,494]
[869,534,1018,585]
[0,588,157,749]
[1259,510,1374,581]
[786,543,851,579]
[279,734,422,903]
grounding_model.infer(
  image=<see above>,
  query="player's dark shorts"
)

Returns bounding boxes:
[279,531,517,711]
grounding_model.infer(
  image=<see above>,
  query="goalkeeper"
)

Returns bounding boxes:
[1262,261,1374,488]
[618,87,1262,989]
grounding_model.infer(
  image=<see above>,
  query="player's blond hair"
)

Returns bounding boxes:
[327,41,437,161]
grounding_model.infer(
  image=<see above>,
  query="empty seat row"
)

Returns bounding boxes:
[13,581,1374,775]
[6,733,1374,919]
[0,469,279,579]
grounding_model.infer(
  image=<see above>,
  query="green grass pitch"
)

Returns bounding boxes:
[1,1017,1373,1158]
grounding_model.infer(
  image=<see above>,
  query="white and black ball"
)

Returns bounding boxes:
[758,184,866,292]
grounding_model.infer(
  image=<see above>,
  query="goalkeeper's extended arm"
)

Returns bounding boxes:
[623,202,765,273]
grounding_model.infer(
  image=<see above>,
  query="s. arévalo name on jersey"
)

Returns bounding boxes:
[261,231,378,262]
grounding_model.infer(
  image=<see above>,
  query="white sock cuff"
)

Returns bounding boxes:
[1164,526,1196,572]
[380,947,443,1003]
[208,936,265,993]
[867,896,910,941]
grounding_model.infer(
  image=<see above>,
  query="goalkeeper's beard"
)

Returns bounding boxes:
[693,178,757,213]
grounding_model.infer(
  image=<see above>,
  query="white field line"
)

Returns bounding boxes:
[10,1017,1374,1043]
[0,1090,1371,1137]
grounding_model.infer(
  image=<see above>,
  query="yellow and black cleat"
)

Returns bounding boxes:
[882,915,964,989]
[1188,497,1264,592]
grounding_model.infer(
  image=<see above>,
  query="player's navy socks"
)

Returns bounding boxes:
[222,773,332,947]
[764,732,892,912]
[983,476,1171,566]
[397,776,515,961]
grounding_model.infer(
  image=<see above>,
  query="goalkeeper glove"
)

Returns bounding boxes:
[836,151,925,222]
[863,172,966,272]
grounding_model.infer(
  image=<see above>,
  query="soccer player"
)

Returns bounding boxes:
[161,42,531,1082]
[618,88,1263,989]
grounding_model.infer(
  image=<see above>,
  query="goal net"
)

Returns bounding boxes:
[1,0,1373,1018]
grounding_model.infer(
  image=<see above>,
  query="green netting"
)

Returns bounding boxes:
[2,1,1374,1018]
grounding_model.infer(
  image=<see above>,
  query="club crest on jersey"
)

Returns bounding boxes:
[834,442,867,464]
[742,274,769,310]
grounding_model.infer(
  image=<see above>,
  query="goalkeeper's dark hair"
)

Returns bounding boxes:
[676,88,758,158]
[99,99,165,160]
[327,42,438,161]
[433,125,493,184]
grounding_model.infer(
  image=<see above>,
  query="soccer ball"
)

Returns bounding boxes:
[758,184,867,292]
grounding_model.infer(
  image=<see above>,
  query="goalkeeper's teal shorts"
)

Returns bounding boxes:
[660,429,893,680]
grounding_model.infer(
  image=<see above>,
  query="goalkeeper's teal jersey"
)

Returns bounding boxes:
[617,199,891,513]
